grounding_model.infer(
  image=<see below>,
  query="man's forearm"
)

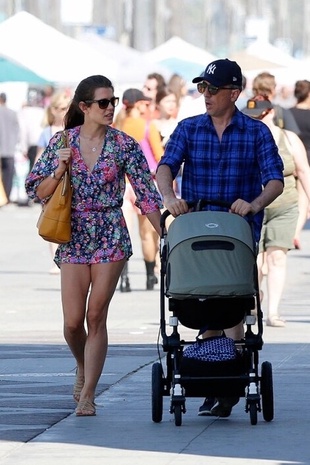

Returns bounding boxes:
[156,164,176,199]
[251,179,283,214]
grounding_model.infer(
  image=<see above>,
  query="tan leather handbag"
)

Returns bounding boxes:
[37,131,72,244]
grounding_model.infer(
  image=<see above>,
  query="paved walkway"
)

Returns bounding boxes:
[0,203,310,464]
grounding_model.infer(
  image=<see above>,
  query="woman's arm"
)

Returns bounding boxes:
[36,148,71,200]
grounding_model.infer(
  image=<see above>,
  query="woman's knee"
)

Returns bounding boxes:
[86,305,108,331]
[63,312,85,333]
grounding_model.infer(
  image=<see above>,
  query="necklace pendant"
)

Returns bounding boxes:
[92,147,97,152]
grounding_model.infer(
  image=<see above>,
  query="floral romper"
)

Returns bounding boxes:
[25,126,163,266]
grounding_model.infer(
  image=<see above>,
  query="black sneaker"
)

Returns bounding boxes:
[210,397,240,418]
[197,397,216,416]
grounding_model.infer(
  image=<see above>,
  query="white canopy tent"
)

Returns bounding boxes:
[77,32,170,88]
[0,11,118,86]
[246,40,299,67]
[144,36,217,83]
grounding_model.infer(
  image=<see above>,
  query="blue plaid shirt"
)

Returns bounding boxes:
[158,108,284,241]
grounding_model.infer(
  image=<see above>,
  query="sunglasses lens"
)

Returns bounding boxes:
[97,97,119,109]
[97,99,109,109]
[197,83,205,94]
[197,83,219,95]
[112,97,119,107]
[208,85,219,95]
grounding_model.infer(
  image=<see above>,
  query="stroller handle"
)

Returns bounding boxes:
[160,198,232,229]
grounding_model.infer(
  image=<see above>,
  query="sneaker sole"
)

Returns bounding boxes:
[197,410,213,416]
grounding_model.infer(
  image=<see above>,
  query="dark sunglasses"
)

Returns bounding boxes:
[197,82,237,95]
[84,97,119,109]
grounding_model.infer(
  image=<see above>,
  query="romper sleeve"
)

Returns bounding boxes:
[25,130,65,202]
[124,136,163,214]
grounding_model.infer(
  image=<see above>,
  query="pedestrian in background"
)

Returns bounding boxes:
[25,75,162,416]
[251,72,300,134]
[114,88,163,291]
[243,95,310,327]
[0,92,20,202]
[18,89,45,174]
[142,72,166,120]
[290,79,310,249]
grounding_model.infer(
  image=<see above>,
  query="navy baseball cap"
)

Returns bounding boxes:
[192,59,242,88]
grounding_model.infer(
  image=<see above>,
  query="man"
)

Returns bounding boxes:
[0,93,20,202]
[156,58,284,417]
[142,72,166,120]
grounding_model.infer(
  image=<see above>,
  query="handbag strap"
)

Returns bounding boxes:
[61,130,71,176]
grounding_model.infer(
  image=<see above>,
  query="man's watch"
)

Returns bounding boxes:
[50,171,61,181]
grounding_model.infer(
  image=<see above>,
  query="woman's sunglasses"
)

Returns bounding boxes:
[84,97,119,109]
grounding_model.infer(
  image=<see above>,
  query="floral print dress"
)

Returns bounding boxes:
[25,126,163,266]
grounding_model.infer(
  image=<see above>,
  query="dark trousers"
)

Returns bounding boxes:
[0,157,15,200]
[27,145,38,173]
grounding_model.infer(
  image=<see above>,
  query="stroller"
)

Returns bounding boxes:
[152,200,274,426]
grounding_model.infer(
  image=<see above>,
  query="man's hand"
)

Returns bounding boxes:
[163,195,189,217]
[230,199,256,217]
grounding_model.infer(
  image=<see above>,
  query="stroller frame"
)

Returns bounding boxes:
[152,200,274,426]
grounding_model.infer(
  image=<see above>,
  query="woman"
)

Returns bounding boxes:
[290,80,310,248]
[25,75,162,416]
[153,87,181,196]
[114,88,163,291]
[167,73,189,112]
[243,96,310,327]
[153,87,178,147]
[36,90,71,275]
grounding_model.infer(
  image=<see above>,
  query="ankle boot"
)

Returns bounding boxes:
[120,262,131,292]
[144,260,158,290]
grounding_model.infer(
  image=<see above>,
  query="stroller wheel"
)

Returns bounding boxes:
[174,404,182,426]
[152,362,163,423]
[261,361,274,422]
[249,402,258,425]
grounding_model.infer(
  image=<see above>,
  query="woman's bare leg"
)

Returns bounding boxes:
[61,259,125,408]
[266,247,287,323]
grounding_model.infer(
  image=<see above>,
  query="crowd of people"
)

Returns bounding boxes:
[2,58,310,417]
[1,68,310,298]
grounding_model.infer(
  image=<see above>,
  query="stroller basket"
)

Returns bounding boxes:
[165,211,256,299]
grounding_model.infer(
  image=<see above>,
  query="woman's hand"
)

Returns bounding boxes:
[57,148,72,169]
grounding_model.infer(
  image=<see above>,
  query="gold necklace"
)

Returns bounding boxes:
[81,135,104,152]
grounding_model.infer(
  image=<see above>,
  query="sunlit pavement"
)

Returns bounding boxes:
[1,203,309,465]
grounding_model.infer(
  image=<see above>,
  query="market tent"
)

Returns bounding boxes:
[77,32,170,86]
[144,36,217,82]
[246,40,299,67]
[0,11,118,85]
[156,57,204,83]
[230,40,308,86]
[230,51,284,72]
[0,57,49,83]
[145,36,216,64]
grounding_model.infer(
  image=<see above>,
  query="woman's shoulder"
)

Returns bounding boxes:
[107,125,139,145]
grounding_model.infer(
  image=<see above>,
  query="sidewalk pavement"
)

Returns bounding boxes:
[0,203,310,465]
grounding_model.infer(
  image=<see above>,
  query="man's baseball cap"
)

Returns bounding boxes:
[122,88,151,107]
[242,97,273,118]
[192,58,242,87]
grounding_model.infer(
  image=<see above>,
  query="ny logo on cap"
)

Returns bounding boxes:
[206,63,216,75]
